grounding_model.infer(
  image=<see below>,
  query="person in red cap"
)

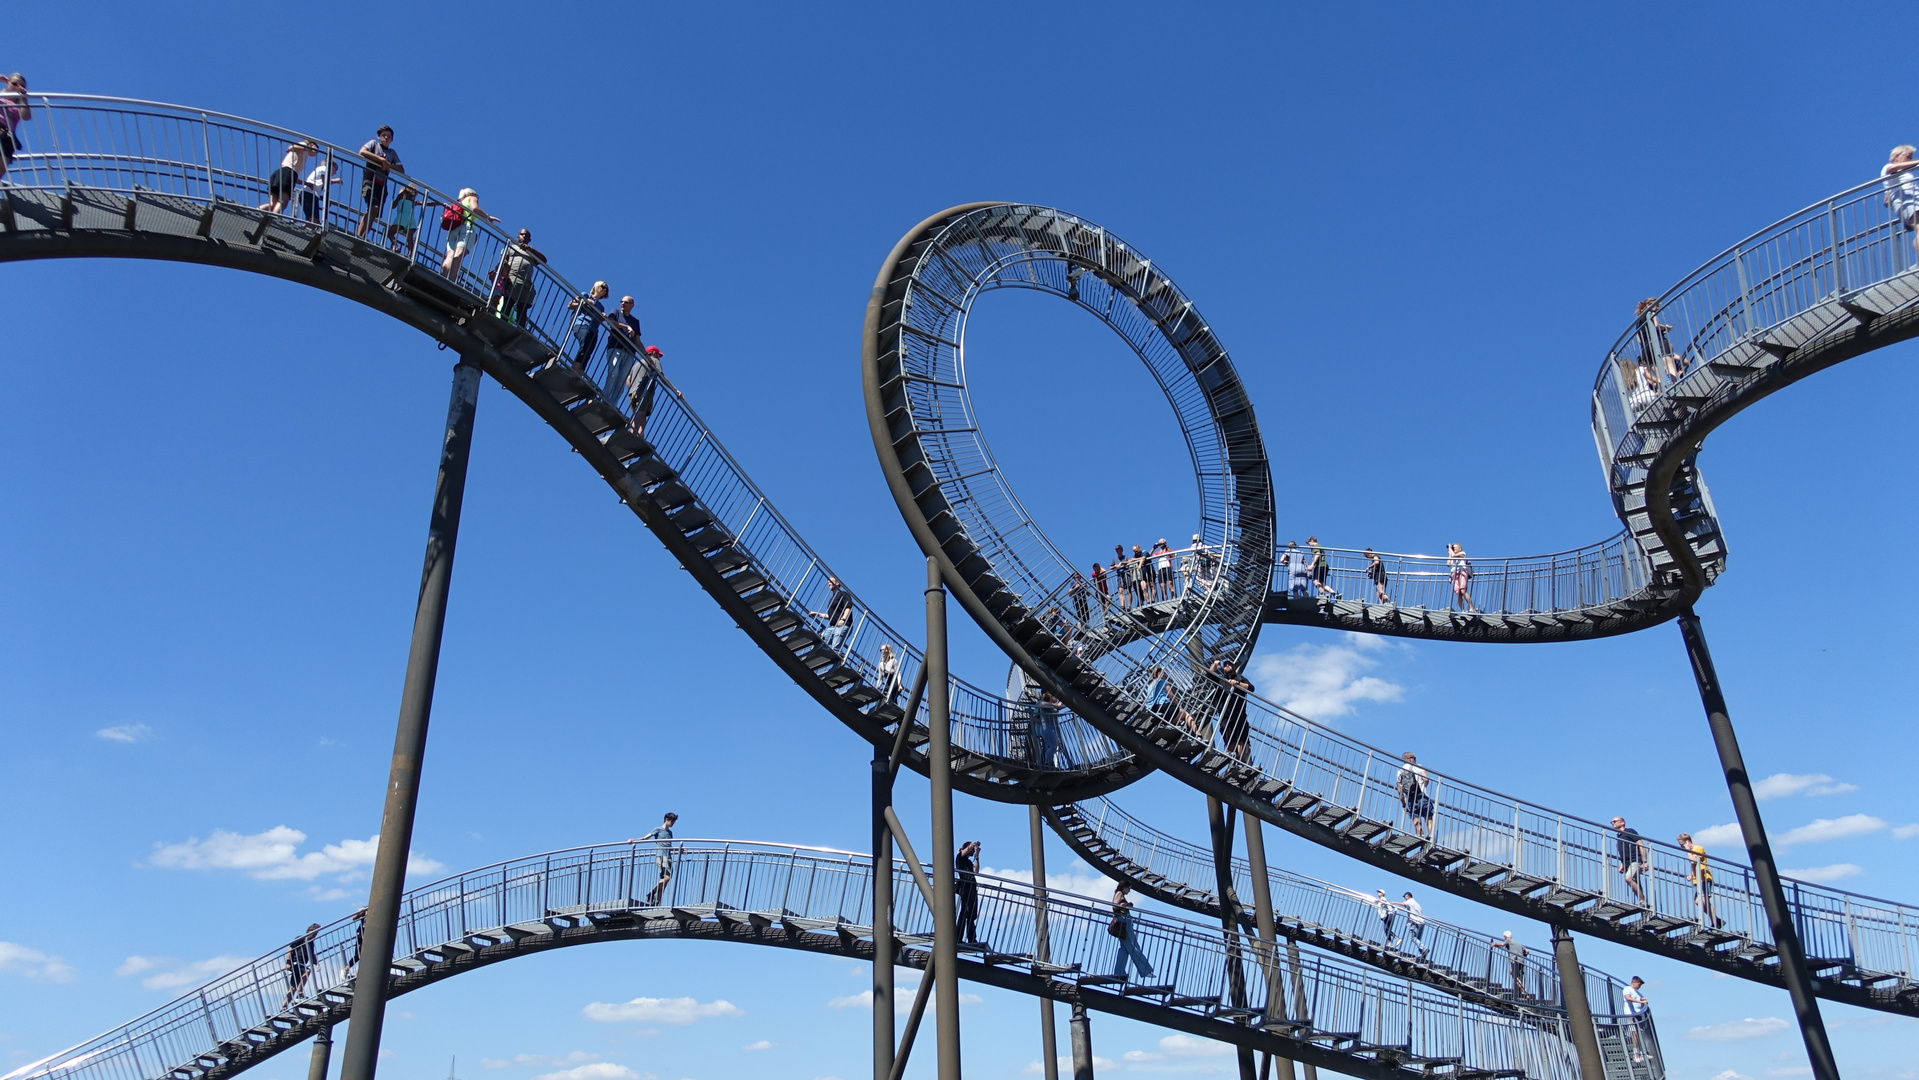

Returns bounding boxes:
[624,341,681,439]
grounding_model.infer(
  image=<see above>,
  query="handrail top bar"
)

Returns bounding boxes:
[1267,532,1633,567]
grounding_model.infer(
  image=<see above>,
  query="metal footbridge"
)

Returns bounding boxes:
[0,94,1909,1079]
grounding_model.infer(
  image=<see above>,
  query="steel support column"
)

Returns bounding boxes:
[1068,1003,1093,1080]
[339,359,481,1080]
[874,744,895,1080]
[926,558,961,1079]
[1241,817,1296,1080]
[1206,799,1256,1080]
[305,1025,332,1080]
[1550,928,1605,1080]
[1030,806,1061,1080]
[1677,611,1839,1080]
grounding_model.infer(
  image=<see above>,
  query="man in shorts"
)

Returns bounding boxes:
[355,126,401,239]
[1612,816,1649,907]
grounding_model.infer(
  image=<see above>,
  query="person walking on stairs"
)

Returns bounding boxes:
[1400,892,1427,958]
[955,840,982,943]
[1109,882,1154,979]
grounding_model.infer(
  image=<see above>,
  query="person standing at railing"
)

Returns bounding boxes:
[386,185,422,253]
[1089,561,1111,617]
[353,126,401,239]
[1677,831,1724,929]
[629,812,678,906]
[1109,882,1155,979]
[492,229,545,327]
[1282,540,1312,599]
[809,575,854,650]
[441,188,499,283]
[1399,891,1427,958]
[281,923,320,1009]
[300,154,339,224]
[877,643,901,704]
[1129,543,1152,605]
[1372,889,1399,948]
[1187,533,1216,594]
[1610,816,1650,907]
[1152,539,1176,601]
[0,73,29,182]
[566,280,610,368]
[1634,298,1686,383]
[1066,569,1090,624]
[601,294,644,399]
[1494,931,1528,998]
[261,139,319,216]
[1446,543,1477,612]
[1308,537,1339,601]
[1882,145,1919,261]
[1364,548,1390,605]
[625,345,676,439]
[1210,660,1253,759]
[1623,976,1650,1062]
[955,840,982,943]
[1395,752,1435,838]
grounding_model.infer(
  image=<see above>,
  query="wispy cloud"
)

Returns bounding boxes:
[0,942,78,983]
[1781,864,1863,884]
[1248,634,1404,720]
[531,1065,650,1080]
[981,858,1112,901]
[1776,815,1886,846]
[828,986,981,1012]
[1893,824,1919,840]
[742,1041,774,1052]
[96,724,153,743]
[149,827,444,882]
[1687,1017,1788,1042]
[582,997,742,1025]
[1754,773,1857,800]
[481,1055,601,1070]
[116,955,249,991]
[1710,1072,1753,1080]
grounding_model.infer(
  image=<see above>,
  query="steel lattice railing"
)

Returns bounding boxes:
[3,843,1626,1080]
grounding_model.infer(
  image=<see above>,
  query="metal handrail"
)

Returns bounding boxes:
[1264,536,1650,617]
[3,841,1637,1080]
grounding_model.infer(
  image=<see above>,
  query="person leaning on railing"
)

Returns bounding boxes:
[0,73,29,182]
[1882,144,1919,261]
[441,188,500,284]
[492,229,545,327]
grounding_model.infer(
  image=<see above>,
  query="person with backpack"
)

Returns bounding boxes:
[1108,882,1154,979]
[440,188,499,284]
[1396,751,1435,837]
[1364,548,1390,604]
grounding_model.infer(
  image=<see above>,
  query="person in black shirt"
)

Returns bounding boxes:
[281,923,320,1009]
[1211,660,1253,758]
[1364,548,1390,604]
[955,840,982,943]
[1611,816,1649,906]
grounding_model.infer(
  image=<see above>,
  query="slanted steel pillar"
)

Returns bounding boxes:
[1241,817,1296,1080]
[874,743,895,1080]
[1550,928,1605,1080]
[306,1025,332,1080]
[926,558,961,1079]
[1206,799,1257,1080]
[1677,612,1839,1080]
[1068,1003,1093,1080]
[339,359,481,1080]
[1030,806,1060,1080]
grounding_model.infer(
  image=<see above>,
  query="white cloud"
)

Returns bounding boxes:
[1781,864,1863,884]
[1776,815,1886,846]
[827,986,980,1013]
[1892,824,1919,840]
[115,954,248,991]
[1710,1072,1753,1080]
[1024,1058,1114,1075]
[1157,1034,1235,1057]
[532,1066,649,1080]
[582,997,742,1025]
[1765,1069,1812,1078]
[1688,1017,1789,1042]
[149,827,444,882]
[1694,822,1744,848]
[1248,634,1404,720]
[96,724,153,743]
[0,942,77,983]
[981,858,1111,901]
[741,1041,773,1052]
[481,1055,600,1071]
[1754,773,1857,800]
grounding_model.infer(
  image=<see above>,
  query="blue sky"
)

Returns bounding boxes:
[3,3,1916,1080]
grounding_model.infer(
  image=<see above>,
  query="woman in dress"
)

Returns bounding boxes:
[1446,543,1477,612]
[441,188,500,283]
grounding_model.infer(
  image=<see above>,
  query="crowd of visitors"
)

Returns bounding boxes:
[1083,536,1218,615]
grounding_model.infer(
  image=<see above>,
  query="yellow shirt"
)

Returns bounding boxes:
[1686,842,1713,883]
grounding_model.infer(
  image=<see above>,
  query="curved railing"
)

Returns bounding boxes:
[0,93,1142,797]
[3,842,1625,1080]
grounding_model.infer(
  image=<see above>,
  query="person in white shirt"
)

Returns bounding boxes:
[1623,976,1650,1061]
[300,154,339,223]
[1400,891,1427,958]
[1883,145,1919,261]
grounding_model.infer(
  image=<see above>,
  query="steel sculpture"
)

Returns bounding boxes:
[2,93,1912,1080]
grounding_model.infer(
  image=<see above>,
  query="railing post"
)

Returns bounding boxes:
[338,359,483,1080]
[1734,246,1755,338]
[1677,612,1839,1080]
[1827,201,1844,296]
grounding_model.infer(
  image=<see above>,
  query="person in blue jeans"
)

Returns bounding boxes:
[568,281,610,369]
[1110,882,1153,979]
[1032,692,1063,769]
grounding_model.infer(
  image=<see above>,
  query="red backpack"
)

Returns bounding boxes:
[440,202,465,231]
